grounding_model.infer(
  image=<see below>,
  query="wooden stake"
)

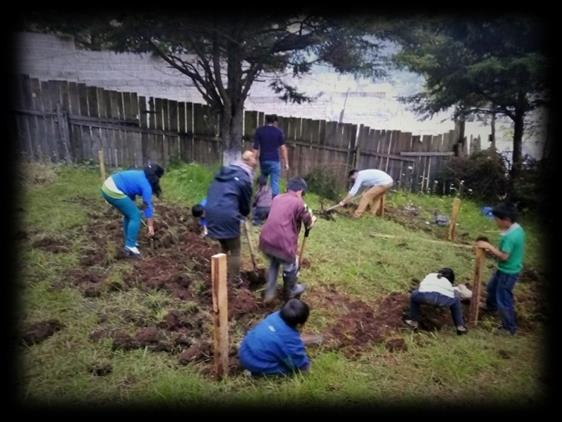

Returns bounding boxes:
[448,197,461,241]
[211,253,229,379]
[468,247,485,327]
[98,149,106,182]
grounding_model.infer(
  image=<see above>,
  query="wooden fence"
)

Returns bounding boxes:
[12,75,480,192]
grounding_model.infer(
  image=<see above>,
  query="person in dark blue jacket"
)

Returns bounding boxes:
[101,161,164,257]
[205,150,256,285]
[239,298,310,376]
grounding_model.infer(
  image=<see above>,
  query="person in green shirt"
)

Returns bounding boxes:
[476,203,525,335]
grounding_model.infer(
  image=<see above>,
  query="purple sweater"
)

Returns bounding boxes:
[254,186,273,208]
[259,191,312,262]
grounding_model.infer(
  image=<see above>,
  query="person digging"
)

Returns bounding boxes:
[329,168,393,218]
[259,177,316,304]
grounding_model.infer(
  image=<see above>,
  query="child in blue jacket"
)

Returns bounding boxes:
[239,299,310,376]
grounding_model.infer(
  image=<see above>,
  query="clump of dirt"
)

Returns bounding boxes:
[32,236,69,253]
[89,362,113,376]
[22,319,64,346]
[385,338,408,352]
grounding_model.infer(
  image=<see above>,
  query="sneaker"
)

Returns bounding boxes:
[404,319,419,329]
[456,326,468,335]
[124,246,141,257]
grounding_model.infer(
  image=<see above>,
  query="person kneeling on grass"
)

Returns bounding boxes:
[238,298,310,377]
[404,268,469,335]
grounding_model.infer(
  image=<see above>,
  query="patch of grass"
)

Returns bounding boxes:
[17,163,547,406]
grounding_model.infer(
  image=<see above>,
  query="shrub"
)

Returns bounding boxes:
[439,149,509,201]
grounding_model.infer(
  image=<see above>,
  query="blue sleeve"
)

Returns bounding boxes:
[141,178,154,218]
[283,335,309,371]
[239,179,252,217]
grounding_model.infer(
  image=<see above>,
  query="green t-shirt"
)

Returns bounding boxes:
[497,223,525,274]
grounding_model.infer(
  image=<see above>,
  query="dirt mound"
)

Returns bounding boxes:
[32,237,69,253]
[22,319,64,346]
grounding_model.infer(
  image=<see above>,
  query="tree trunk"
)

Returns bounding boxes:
[220,105,244,165]
[489,111,496,149]
[511,107,525,181]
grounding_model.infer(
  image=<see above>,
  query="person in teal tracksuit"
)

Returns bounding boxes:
[101,161,164,257]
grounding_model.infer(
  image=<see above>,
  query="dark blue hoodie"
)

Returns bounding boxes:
[206,163,253,239]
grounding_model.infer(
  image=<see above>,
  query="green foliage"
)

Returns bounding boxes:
[304,166,346,202]
[439,149,510,201]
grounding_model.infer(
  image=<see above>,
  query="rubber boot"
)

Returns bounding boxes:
[264,262,279,304]
[282,271,305,301]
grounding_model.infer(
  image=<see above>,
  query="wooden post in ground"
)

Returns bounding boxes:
[448,197,461,241]
[211,253,229,379]
[98,149,106,182]
[468,247,485,327]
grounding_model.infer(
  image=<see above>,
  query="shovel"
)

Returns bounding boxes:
[243,219,259,274]
[298,226,311,270]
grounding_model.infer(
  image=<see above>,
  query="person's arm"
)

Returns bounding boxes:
[475,240,509,261]
[146,217,155,237]
[141,182,155,236]
[239,179,253,217]
[337,176,362,207]
[280,144,289,170]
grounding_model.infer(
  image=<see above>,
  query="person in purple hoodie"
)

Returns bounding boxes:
[259,177,316,304]
[252,175,273,225]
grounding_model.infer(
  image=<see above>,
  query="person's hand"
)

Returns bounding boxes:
[148,225,155,237]
[475,240,490,250]
[284,163,290,171]
[310,215,318,226]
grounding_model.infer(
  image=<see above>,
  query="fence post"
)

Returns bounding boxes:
[468,247,485,326]
[211,253,229,379]
[448,198,461,241]
[56,104,72,163]
[98,149,106,182]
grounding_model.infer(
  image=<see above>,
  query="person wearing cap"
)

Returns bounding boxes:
[476,203,526,335]
[332,168,393,218]
[251,114,289,198]
[100,161,164,257]
[259,176,316,303]
[205,150,257,286]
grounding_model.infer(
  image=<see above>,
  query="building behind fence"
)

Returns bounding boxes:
[12,74,481,193]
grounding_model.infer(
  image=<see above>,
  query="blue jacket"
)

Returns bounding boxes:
[238,311,309,376]
[112,170,154,218]
[206,163,252,239]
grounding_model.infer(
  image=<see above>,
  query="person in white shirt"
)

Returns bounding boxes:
[333,169,393,218]
[404,268,469,335]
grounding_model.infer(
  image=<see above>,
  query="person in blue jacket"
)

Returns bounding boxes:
[205,150,257,285]
[101,161,164,257]
[191,198,208,237]
[239,298,310,376]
